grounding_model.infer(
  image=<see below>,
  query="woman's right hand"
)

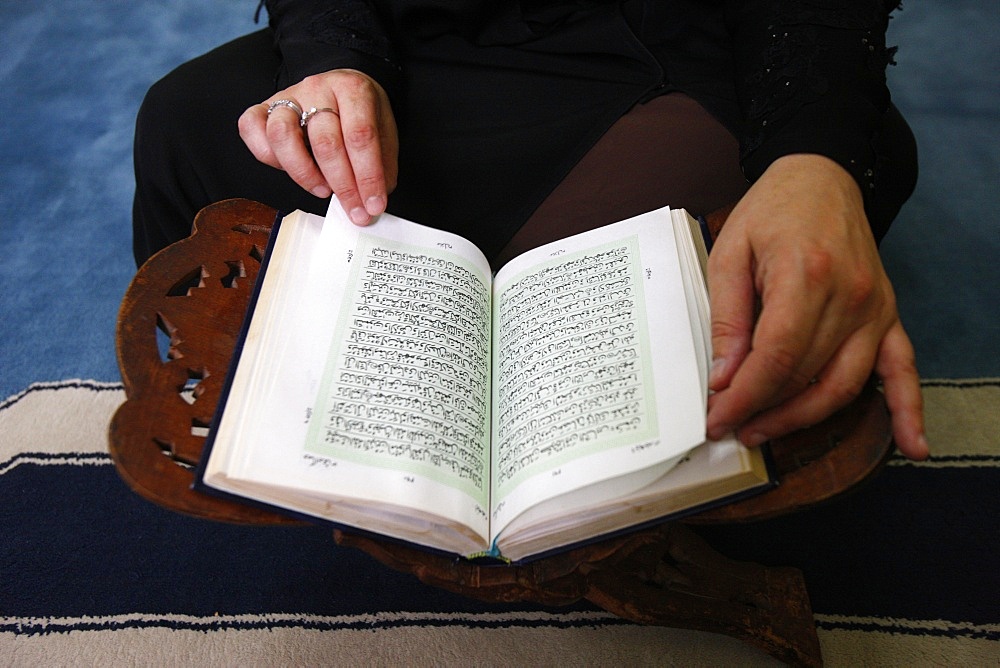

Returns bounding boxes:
[239,69,398,225]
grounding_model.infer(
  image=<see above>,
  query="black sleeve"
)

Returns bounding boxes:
[261,0,403,105]
[727,0,900,197]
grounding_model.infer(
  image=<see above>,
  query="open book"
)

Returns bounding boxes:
[195,200,772,562]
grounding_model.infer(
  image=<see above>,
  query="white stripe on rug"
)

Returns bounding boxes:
[0,380,123,473]
[2,378,996,472]
[1,623,776,666]
[889,378,1000,468]
[3,612,997,666]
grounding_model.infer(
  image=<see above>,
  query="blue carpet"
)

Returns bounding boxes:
[879,1,1000,378]
[0,2,254,399]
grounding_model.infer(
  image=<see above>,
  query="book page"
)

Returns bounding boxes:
[303,206,494,532]
[204,205,494,545]
[489,208,707,535]
[672,211,712,401]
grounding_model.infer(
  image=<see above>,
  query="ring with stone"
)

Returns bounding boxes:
[300,107,339,128]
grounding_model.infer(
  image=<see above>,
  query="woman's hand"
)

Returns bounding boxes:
[239,69,398,225]
[705,154,929,460]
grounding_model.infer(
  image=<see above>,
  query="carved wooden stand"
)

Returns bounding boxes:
[109,199,895,667]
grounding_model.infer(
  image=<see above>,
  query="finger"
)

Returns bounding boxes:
[707,267,827,439]
[310,77,388,225]
[302,108,377,221]
[380,113,400,194]
[876,322,929,460]
[340,87,390,217]
[733,329,878,447]
[307,109,373,225]
[265,103,333,199]
[238,103,281,169]
[706,229,755,392]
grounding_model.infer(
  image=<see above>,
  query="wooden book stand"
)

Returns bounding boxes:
[109,199,895,667]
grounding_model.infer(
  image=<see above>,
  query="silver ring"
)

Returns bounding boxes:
[300,107,339,128]
[267,99,303,118]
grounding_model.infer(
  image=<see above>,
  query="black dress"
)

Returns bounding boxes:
[132,0,916,264]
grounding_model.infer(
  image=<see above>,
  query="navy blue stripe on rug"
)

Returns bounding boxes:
[0,464,577,619]
[7,611,996,642]
[815,616,1000,641]
[919,379,1000,389]
[2,611,630,637]
[3,460,996,626]
[691,464,1000,626]
[0,451,111,475]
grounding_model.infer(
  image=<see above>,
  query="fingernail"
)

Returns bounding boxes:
[742,432,768,448]
[365,195,386,215]
[311,185,332,198]
[709,357,727,386]
[349,207,371,225]
[706,421,731,442]
[917,433,931,457]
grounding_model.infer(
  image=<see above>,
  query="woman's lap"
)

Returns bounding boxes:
[496,93,748,265]
[132,28,914,268]
[132,30,328,265]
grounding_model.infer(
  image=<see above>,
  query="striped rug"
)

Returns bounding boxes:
[2,379,997,666]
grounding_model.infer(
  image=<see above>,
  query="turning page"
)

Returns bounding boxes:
[202,205,495,550]
[303,207,495,536]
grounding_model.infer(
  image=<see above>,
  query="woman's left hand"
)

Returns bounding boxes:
[705,154,929,460]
